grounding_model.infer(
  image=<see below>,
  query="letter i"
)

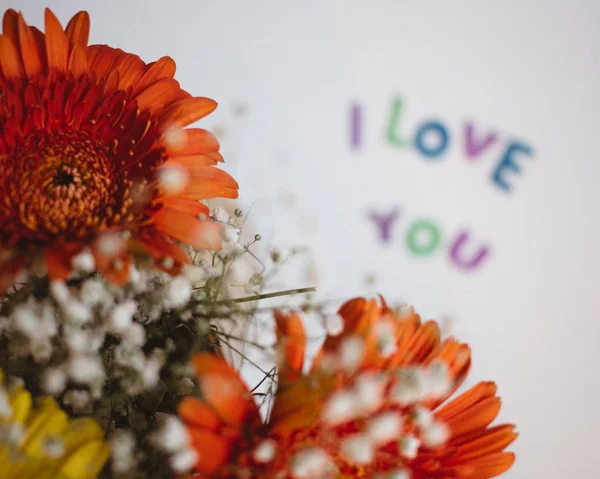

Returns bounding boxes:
[350,103,362,149]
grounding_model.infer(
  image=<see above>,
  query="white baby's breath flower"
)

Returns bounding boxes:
[340,434,374,465]
[63,390,92,412]
[110,429,137,474]
[68,355,104,384]
[421,420,449,448]
[122,323,146,347]
[50,281,70,304]
[109,300,137,335]
[71,249,95,273]
[212,206,230,224]
[41,368,67,395]
[366,411,404,445]
[324,314,344,336]
[253,439,277,463]
[0,389,12,417]
[170,447,198,473]
[61,299,92,325]
[399,434,421,459]
[322,389,357,425]
[289,447,332,479]
[80,278,110,306]
[163,276,192,310]
[150,416,190,454]
[338,336,365,373]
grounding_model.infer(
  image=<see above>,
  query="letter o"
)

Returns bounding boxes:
[414,121,449,158]
[406,220,441,255]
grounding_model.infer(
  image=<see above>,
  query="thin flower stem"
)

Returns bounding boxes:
[214,287,316,305]
[218,337,278,385]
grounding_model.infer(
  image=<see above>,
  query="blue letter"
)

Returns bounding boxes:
[414,121,450,158]
[492,141,534,192]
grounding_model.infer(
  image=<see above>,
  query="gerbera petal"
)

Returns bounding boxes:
[44,8,69,73]
[153,209,222,251]
[133,56,177,95]
[0,256,23,295]
[403,320,441,364]
[162,154,221,168]
[99,254,131,286]
[438,386,502,438]
[448,425,518,462]
[269,374,335,437]
[161,97,218,127]
[64,11,90,50]
[191,354,261,427]
[160,197,210,217]
[137,228,192,273]
[17,12,43,78]
[67,44,87,79]
[436,382,497,421]
[136,77,186,112]
[165,128,220,156]
[461,452,516,479]
[187,428,231,473]
[178,397,221,431]
[86,44,122,79]
[113,53,145,90]
[45,245,79,281]
[0,34,24,79]
[175,167,239,201]
[2,9,18,47]
[274,311,306,381]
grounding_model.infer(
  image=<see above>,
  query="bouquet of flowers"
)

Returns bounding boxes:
[0,8,517,479]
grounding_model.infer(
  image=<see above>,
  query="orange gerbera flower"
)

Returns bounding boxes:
[0,8,238,292]
[178,298,517,478]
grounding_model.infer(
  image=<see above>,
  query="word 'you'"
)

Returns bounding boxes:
[369,207,489,272]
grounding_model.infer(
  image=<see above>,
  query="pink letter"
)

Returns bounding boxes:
[449,231,490,271]
[464,122,498,159]
[369,208,400,243]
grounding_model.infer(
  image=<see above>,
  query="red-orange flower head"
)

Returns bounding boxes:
[178,297,517,479]
[0,8,238,292]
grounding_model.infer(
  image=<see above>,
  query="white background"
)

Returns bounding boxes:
[7,1,600,477]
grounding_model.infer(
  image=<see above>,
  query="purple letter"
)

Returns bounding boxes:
[350,103,362,149]
[464,122,498,159]
[369,208,400,243]
[449,231,490,271]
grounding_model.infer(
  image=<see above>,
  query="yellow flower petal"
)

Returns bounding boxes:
[58,440,111,479]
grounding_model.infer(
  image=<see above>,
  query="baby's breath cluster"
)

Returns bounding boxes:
[0,206,273,478]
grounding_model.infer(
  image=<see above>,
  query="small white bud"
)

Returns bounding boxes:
[399,434,421,459]
[322,389,357,425]
[72,250,95,273]
[253,439,277,463]
[340,434,374,465]
[324,314,344,336]
[338,336,364,373]
[366,411,403,445]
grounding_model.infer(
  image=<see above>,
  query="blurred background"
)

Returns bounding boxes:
[7,1,600,477]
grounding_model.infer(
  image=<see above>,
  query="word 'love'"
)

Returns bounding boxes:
[350,97,535,193]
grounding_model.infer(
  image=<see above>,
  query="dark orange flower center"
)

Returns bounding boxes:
[0,71,164,249]
[2,129,137,245]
